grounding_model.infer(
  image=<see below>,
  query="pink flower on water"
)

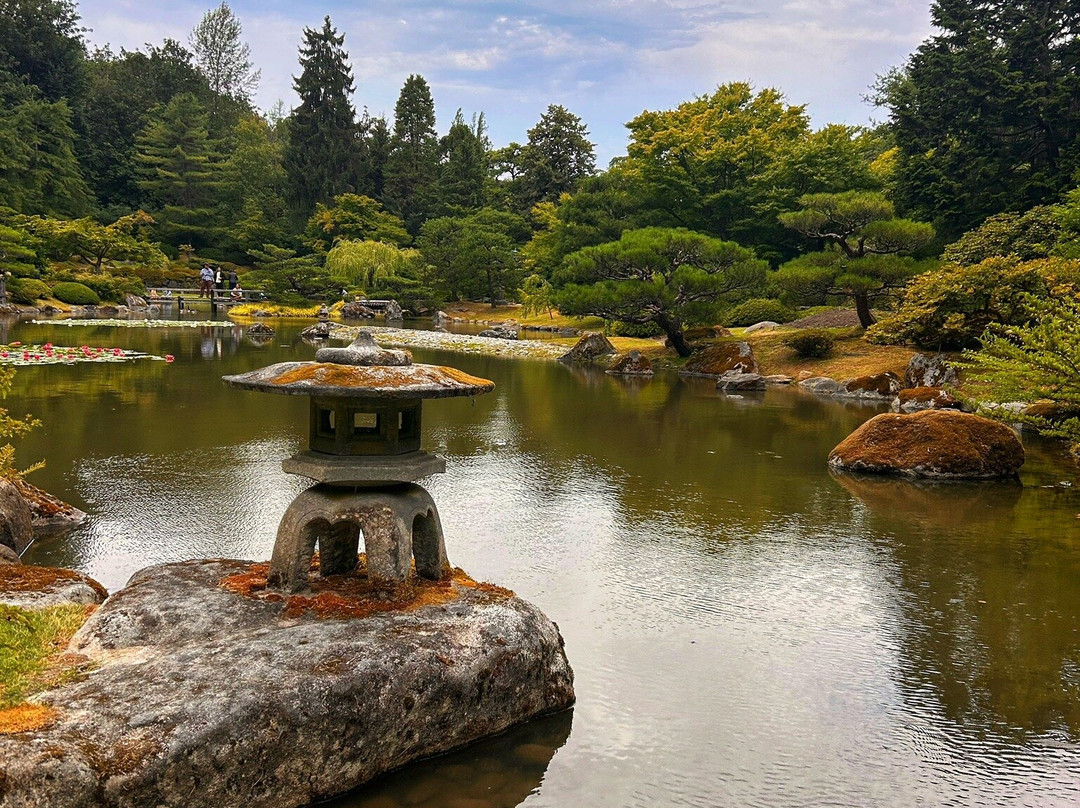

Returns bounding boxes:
[43,343,52,350]
[112,348,123,356]
[164,355,175,363]
[0,352,8,359]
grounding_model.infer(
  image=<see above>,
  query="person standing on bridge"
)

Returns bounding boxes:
[198,264,214,298]
[228,268,238,290]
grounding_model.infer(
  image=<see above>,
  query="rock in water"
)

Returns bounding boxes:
[679,342,759,377]
[828,410,1024,479]
[607,350,654,376]
[905,353,959,389]
[0,559,575,808]
[247,322,276,336]
[0,478,33,554]
[125,294,148,310]
[558,332,616,363]
[342,302,375,319]
[300,321,334,340]
[385,299,404,321]
[478,325,520,340]
[717,371,765,391]
[835,372,903,400]
[892,387,963,413]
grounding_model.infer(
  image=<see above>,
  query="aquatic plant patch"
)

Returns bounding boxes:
[31,318,233,329]
[0,343,174,364]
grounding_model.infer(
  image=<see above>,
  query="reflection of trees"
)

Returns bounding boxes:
[329,709,572,808]
[836,471,1080,738]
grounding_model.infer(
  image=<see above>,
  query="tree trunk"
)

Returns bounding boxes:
[657,315,693,357]
[854,293,876,328]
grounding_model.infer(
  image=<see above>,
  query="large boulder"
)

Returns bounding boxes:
[717,371,766,391]
[247,322,276,336]
[835,372,903,400]
[300,321,334,340]
[799,376,840,395]
[679,341,759,377]
[0,544,19,564]
[607,350,654,376]
[905,353,959,389]
[0,564,107,609]
[0,559,574,808]
[892,386,963,413]
[559,332,616,363]
[341,302,375,319]
[125,294,148,310]
[11,478,86,536]
[432,310,449,326]
[828,410,1024,479]
[384,299,404,321]
[0,478,33,555]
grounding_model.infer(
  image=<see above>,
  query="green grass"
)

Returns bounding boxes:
[0,604,88,708]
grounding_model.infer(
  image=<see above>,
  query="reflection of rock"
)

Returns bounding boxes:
[679,341,759,377]
[0,559,574,808]
[893,386,963,413]
[835,372,902,400]
[0,564,107,609]
[479,325,520,340]
[342,302,375,319]
[829,410,1024,478]
[384,299,403,321]
[906,353,959,388]
[339,709,573,808]
[831,469,1022,528]
[559,332,616,363]
[607,350,654,376]
[12,478,87,537]
[0,478,33,554]
[717,371,765,391]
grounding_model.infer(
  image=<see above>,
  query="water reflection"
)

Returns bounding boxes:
[327,710,573,808]
[7,319,1080,806]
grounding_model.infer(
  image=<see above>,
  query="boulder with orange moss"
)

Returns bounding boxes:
[828,410,1024,479]
[0,558,574,808]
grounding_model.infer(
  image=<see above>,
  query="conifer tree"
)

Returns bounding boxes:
[385,74,439,234]
[283,16,357,217]
[136,92,224,247]
[437,109,489,214]
[520,105,595,209]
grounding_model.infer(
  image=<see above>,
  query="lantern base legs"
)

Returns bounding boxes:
[267,483,450,594]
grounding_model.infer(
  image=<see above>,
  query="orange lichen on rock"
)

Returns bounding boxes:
[270,363,492,392]
[220,556,512,620]
[0,704,57,735]
[0,566,107,600]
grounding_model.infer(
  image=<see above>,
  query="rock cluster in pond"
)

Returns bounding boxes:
[247,322,276,336]
[0,559,575,808]
[479,324,520,340]
[607,350,654,376]
[828,410,1024,479]
[679,341,759,377]
[893,386,963,413]
[559,332,616,363]
[300,321,336,340]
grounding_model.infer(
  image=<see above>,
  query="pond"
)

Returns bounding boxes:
[7,316,1080,807]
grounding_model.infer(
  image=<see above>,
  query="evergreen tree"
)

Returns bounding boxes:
[0,0,85,102]
[520,105,595,209]
[385,74,439,234]
[136,92,224,248]
[222,114,288,254]
[355,110,390,200]
[885,0,1080,238]
[283,16,357,217]
[437,109,489,214]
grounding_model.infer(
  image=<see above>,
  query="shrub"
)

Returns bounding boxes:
[7,278,50,304]
[723,298,795,327]
[609,320,663,338]
[783,329,836,358]
[50,282,100,305]
[867,256,1080,349]
[73,274,144,303]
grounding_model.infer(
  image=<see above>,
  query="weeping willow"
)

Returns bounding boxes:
[324,240,420,293]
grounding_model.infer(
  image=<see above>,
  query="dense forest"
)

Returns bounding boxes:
[3,0,1080,368]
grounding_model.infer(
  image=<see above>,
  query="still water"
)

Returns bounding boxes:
[8,317,1080,807]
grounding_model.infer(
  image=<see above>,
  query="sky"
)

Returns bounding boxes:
[77,0,934,166]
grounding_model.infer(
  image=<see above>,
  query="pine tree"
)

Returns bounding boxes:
[385,74,439,234]
[520,105,595,209]
[136,92,224,248]
[355,109,390,200]
[282,16,357,218]
[437,109,489,214]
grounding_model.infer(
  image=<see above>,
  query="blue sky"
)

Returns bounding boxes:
[78,0,933,165]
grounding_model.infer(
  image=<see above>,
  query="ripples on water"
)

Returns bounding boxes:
[11,319,1080,807]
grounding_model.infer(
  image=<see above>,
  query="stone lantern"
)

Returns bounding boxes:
[223,331,493,593]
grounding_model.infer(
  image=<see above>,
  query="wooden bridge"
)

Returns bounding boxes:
[145,287,267,310]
